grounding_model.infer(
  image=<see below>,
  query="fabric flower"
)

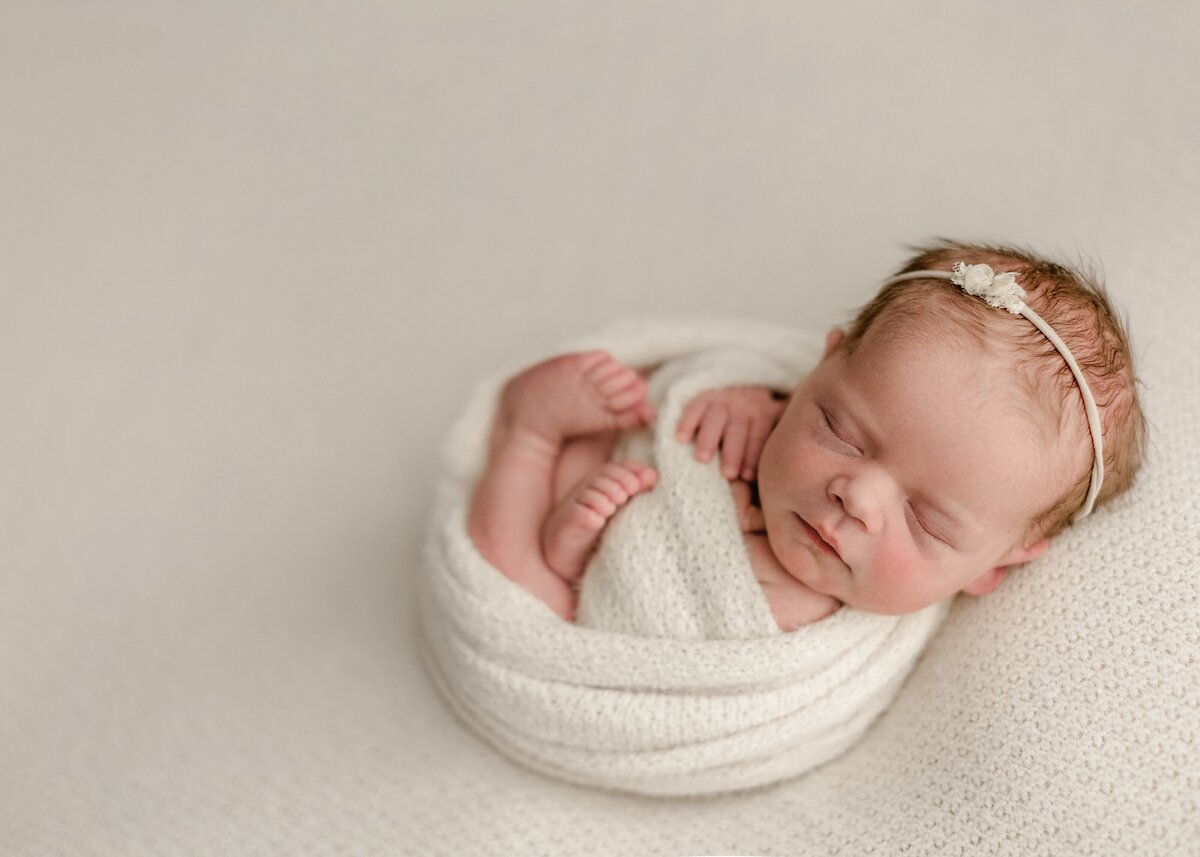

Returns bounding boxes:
[950,262,1026,313]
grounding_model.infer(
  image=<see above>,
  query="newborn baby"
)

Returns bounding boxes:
[468,240,1145,629]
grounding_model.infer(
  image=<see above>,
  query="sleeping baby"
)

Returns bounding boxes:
[467,240,1146,631]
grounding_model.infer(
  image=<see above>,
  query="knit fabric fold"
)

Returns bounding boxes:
[421,319,947,795]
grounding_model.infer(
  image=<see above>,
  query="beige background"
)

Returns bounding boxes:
[2,2,1197,854]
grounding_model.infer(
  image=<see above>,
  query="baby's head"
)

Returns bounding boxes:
[758,239,1146,615]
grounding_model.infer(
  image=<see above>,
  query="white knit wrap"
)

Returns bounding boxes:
[420,319,948,796]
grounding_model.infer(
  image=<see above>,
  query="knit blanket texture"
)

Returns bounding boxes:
[420,320,948,795]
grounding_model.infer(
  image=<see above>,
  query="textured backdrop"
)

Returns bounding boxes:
[2,2,1197,854]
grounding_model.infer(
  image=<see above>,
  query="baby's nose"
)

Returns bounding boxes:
[829,474,884,533]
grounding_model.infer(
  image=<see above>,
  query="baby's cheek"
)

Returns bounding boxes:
[872,543,918,579]
[866,547,929,611]
[762,420,813,475]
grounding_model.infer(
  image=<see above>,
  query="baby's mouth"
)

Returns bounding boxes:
[796,514,841,560]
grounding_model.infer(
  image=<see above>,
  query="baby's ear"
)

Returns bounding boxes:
[1002,537,1051,567]
[822,328,846,359]
[961,566,1006,597]
[962,538,1052,597]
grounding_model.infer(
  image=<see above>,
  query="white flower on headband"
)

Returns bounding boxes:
[950,262,1026,314]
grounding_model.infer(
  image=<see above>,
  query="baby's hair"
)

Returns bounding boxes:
[842,238,1147,541]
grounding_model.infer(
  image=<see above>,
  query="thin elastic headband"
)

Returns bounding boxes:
[886,263,1104,521]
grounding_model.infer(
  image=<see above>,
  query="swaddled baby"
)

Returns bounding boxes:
[468,240,1146,631]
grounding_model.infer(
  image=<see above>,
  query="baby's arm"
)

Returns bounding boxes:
[728,480,840,630]
[677,386,787,480]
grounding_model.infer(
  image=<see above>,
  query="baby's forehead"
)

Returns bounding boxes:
[841,306,1089,481]
[863,292,1020,358]
[868,296,1070,397]
[850,319,1033,414]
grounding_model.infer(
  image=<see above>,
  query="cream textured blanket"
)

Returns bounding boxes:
[420,320,948,796]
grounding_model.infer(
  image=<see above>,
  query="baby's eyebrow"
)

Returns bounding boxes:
[921,496,975,540]
[824,397,876,451]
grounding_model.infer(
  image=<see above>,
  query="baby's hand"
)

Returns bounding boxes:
[729,479,766,534]
[676,386,786,480]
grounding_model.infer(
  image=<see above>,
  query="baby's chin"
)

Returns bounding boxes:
[765,522,840,597]
[838,589,952,617]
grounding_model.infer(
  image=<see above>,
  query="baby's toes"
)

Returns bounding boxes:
[610,388,655,432]
[586,357,642,396]
[577,487,619,519]
[576,350,619,376]
[582,353,633,394]
[610,460,658,494]
[636,465,658,490]
[588,473,632,506]
[566,498,608,531]
[601,372,647,409]
[580,354,652,427]
[600,374,648,412]
[611,401,655,431]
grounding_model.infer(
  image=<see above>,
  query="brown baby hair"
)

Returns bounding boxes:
[841,239,1147,541]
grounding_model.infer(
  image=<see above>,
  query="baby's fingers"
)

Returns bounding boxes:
[676,398,708,442]
[741,418,773,481]
[692,404,728,462]
[720,417,749,479]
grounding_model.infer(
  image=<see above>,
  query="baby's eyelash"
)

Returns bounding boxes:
[820,408,860,453]
[908,502,949,547]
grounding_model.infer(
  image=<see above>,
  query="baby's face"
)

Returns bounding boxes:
[758,323,1072,615]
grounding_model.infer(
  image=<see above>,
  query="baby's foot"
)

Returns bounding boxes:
[495,351,654,447]
[541,460,658,581]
